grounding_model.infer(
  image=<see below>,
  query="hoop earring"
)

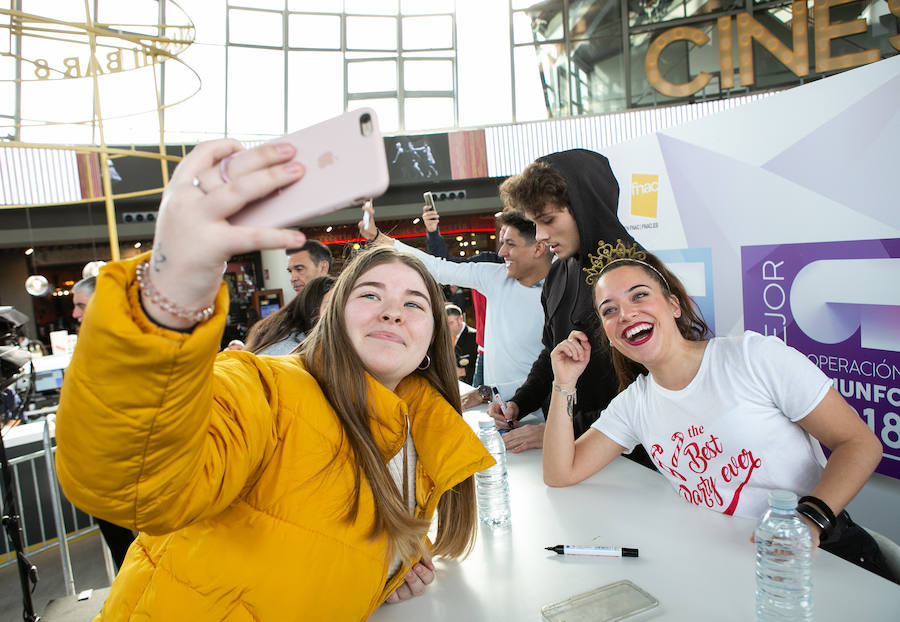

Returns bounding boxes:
[417,355,431,370]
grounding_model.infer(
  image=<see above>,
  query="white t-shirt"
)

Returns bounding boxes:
[593,331,831,519]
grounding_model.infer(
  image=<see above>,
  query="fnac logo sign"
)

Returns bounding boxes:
[631,174,659,218]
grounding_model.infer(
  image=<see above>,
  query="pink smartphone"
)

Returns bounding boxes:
[228,108,389,228]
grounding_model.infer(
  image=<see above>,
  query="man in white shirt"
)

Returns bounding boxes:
[362,207,550,436]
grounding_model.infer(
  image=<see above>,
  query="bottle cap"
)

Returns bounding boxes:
[768,489,798,510]
[478,419,495,431]
[622,547,639,557]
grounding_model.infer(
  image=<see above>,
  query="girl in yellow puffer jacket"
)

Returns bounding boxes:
[54,138,494,621]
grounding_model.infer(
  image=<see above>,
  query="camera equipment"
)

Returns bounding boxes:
[0,307,40,620]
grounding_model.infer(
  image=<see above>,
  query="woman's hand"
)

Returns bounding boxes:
[550,330,591,390]
[750,520,822,548]
[384,555,435,604]
[145,139,307,329]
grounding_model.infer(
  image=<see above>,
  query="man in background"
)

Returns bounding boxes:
[445,304,477,385]
[286,240,332,293]
[71,276,95,323]
[70,275,137,570]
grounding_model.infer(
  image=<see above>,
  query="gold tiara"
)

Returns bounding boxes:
[583,239,668,291]
[584,240,646,285]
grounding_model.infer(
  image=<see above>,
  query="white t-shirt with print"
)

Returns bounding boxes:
[592,331,831,519]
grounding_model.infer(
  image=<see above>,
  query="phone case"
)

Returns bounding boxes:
[541,580,659,622]
[228,108,389,228]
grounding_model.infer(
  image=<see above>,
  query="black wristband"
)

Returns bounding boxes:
[798,495,837,526]
[796,502,833,541]
[138,293,195,333]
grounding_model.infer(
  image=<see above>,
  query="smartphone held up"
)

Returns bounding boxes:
[228,108,389,228]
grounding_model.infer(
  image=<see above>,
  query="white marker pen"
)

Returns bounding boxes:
[545,544,639,558]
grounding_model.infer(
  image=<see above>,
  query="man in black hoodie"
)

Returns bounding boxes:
[488,149,653,469]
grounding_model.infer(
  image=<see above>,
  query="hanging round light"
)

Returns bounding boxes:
[82,261,106,279]
[25,275,51,297]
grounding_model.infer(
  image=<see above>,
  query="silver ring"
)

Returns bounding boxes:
[192,176,207,195]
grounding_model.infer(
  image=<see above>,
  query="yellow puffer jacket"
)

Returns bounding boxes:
[55,255,494,621]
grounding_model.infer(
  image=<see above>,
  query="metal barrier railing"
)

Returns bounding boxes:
[1,416,116,593]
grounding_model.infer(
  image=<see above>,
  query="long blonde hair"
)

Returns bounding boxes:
[300,246,477,562]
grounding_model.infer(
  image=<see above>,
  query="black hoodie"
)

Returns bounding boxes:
[510,150,652,468]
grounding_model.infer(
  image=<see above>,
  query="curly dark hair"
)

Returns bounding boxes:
[498,161,569,218]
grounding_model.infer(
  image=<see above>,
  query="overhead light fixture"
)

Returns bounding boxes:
[412,217,420,225]
[82,261,106,279]
[134,241,142,249]
[494,211,502,217]
[326,226,333,232]
[24,248,34,255]
[25,275,51,297]
[456,236,463,241]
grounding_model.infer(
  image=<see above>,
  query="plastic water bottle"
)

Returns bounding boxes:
[755,490,813,621]
[475,419,511,527]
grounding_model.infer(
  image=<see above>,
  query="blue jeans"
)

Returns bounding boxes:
[472,351,484,387]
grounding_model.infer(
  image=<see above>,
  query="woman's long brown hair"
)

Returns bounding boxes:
[300,246,477,563]
[244,275,335,354]
[593,253,713,392]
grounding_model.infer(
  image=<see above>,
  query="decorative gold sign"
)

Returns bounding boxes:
[646,0,893,98]
[0,2,198,260]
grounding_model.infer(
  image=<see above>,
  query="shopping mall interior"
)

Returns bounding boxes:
[1,1,898,619]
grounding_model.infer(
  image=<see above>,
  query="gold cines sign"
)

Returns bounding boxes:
[645,0,900,97]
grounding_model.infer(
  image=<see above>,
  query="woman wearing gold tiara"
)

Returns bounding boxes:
[542,240,894,581]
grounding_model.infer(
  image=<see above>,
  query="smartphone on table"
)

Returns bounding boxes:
[228,108,389,228]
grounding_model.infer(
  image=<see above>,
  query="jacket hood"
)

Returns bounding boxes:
[537,149,636,268]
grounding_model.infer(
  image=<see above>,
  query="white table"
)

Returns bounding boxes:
[370,409,900,621]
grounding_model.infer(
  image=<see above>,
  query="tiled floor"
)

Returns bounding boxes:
[0,530,111,621]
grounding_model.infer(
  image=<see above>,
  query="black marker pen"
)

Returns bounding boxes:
[545,544,639,558]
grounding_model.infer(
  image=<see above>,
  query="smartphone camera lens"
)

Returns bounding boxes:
[359,113,373,136]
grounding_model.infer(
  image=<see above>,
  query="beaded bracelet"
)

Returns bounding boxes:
[136,260,215,324]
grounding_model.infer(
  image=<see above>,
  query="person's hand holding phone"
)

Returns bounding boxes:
[358,200,380,242]
[422,192,440,233]
[145,139,306,329]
